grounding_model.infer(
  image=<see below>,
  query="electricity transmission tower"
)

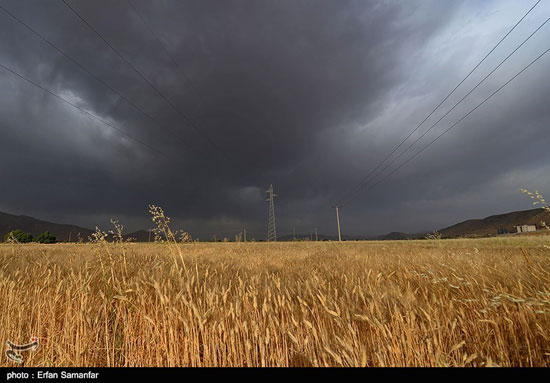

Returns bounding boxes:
[265,184,278,241]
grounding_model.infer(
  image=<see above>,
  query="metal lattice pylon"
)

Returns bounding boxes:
[265,184,278,241]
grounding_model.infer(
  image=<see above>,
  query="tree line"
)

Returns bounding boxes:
[4,230,56,243]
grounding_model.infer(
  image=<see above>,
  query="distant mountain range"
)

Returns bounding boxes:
[0,211,94,242]
[437,207,549,238]
[0,211,147,242]
[375,232,425,240]
[0,207,548,242]
[375,207,549,240]
[277,233,363,241]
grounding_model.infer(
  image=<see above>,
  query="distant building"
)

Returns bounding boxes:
[514,225,536,233]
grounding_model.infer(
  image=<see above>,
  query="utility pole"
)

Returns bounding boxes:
[244,228,247,242]
[265,184,278,241]
[315,227,318,241]
[333,205,342,242]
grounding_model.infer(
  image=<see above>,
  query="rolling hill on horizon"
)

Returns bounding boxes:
[0,211,148,242]
[375,232,425,240]
[0,207,548,242]
[375,207,549,240]
[0,211,94,242]
[438,207,549,238]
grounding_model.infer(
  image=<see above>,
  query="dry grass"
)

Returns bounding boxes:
[1,236,550,367]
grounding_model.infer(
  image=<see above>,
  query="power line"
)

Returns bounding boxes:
[0,3,195,154]
[0,4,155,123]
[60,0,231,161]
[125,0,274,150]
[125,0,206,113]
[343,15,550,204]
[363,46,550,195]
[336,0,542,204]
[0,62,174,161]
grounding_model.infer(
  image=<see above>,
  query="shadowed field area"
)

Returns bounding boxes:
[1,237,550,367]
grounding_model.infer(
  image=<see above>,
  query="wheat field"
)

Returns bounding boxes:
[1,236,550,367]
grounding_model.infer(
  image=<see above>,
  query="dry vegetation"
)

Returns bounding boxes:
[1,235,550,367]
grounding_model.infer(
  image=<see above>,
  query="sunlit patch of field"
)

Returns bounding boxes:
[1,237,550,367]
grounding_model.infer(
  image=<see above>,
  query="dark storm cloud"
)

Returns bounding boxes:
[0,0,549,237]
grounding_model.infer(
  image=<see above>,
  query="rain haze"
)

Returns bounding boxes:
[0,0,549,239]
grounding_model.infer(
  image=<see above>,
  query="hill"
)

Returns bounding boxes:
[439,208,549,238]
[277,233,368,241]
[0,212,157,243]
[2,207,548,243]
[376,232,424,240]
[0,211,94,242]
[124,230,152,242]
[277,233,337,241]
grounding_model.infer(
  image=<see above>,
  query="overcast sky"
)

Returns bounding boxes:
[0,0,549,238]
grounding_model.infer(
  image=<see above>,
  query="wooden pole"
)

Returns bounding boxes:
[334,205,342,242]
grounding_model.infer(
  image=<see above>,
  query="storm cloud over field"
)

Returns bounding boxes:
[0,0,549,237]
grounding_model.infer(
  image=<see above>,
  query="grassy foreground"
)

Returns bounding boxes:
[1,237,550,367]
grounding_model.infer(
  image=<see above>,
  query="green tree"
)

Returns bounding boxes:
[4,230,33,243]
[36,231,56,244]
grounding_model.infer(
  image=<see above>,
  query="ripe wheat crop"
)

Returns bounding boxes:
[1,236,550,366]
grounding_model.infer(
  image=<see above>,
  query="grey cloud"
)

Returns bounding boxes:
[0,0,548,237]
